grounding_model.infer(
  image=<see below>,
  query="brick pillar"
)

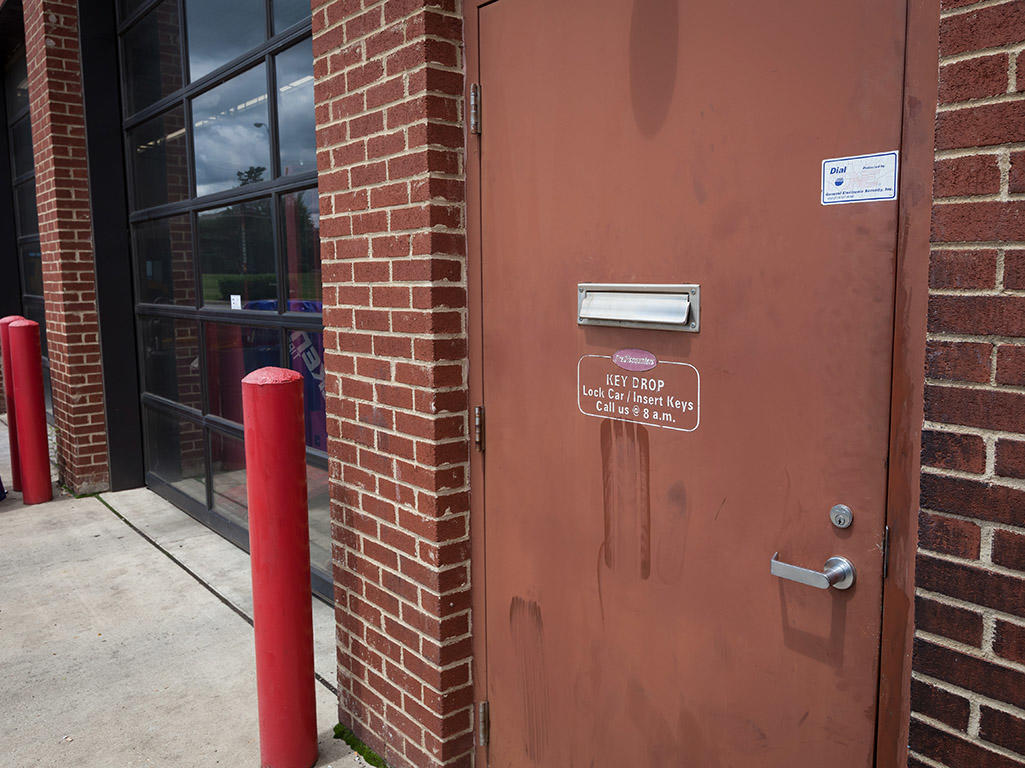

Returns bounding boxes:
[22,0,109,493]
[312,2,471,767]
[911,1,1025,764]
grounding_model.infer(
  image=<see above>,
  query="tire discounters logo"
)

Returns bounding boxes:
[611,348,657,372]
[578,350,700,432]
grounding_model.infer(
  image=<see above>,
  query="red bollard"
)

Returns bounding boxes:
[9,319,51,504]
[0,315,24,491]
[241,367,317,768]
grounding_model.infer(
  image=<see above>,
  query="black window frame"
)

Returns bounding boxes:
[3,44,52,420]
[116,0,328,599]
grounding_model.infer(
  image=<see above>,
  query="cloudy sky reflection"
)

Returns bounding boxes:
[186,0,264,82]
[276,39,315,176]
[192,66,271,197]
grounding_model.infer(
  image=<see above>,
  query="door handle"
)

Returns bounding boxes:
[770,552,856,590]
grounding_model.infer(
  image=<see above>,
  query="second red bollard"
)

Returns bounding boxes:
[9,319,51,504]
[241,367,317,768]
[0,315,24,491]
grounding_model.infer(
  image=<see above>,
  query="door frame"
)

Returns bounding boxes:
[463,1,940,765]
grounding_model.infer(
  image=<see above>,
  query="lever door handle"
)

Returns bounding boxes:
[770,552,856,590]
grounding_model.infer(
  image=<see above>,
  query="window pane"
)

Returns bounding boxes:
[133,215,197,305]
[186,0,265,82]
[23,298,46,358]
[144,407,206,504]
[205,322,281,421]
[274,0,310,33]
[122,0,184,115]
[128,106,189,210]
[288,330,326,451]
[118,0,151,20]
[307,460,330,577]
[42,363,52,417]
[192,65,270,197]
[19,243,42,296]
[139,315,202,410]
[15,180,38,237]
[11,115,33,177]
[5,52,28,118]
[282,188,320,307]
[198,198,276,309]
[276,39,315,177]
[211,431,248,527]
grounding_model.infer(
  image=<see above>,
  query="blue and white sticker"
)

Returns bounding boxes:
[821,151,898,205]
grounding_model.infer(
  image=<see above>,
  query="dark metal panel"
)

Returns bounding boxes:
[78,0,145,490]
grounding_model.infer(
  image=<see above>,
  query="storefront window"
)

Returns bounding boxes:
[118,0,326,597]
[4,47,50,417]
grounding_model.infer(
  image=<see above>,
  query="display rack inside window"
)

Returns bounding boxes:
[116,0,329,597]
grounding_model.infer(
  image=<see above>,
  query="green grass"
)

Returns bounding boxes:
[333,723,388,768]
[201,273,322,304]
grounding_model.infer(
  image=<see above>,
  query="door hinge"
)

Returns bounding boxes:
[477,700,490,747]
[469,83,481,135]
[882,524,890,579]
[474,405,485,452]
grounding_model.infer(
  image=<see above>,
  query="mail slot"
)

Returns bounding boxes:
[577,284,700,332]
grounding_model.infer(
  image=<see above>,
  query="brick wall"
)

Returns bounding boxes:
[312,1,472,766]
[22,0,109,493]
[911,1,1025,765]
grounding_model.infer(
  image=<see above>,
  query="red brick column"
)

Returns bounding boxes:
[21,0,109,493]
[312,2,471,766]
[912,1,1025,764]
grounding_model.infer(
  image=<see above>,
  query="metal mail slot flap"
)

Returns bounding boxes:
[577,283,700,332]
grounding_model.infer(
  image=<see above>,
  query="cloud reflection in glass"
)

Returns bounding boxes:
[276,38,316,176]
[192,65,271,198]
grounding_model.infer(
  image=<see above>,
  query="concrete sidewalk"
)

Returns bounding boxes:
[0,418,362,768]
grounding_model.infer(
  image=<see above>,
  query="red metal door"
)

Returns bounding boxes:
[475,1,907,765]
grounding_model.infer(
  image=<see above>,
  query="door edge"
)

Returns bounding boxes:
[465,2,489,766]
[874,0,940,765]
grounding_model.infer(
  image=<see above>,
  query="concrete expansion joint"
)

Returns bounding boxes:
[98,494,345,693]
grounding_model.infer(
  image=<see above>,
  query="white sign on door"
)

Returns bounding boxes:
[821,151,898,205]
